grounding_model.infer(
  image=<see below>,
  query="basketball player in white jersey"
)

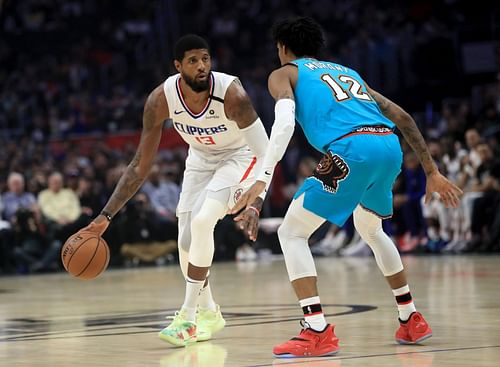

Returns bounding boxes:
[78,35,269,346]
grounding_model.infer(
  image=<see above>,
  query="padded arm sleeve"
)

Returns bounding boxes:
[257,99,296,187]
[240,117,270,200]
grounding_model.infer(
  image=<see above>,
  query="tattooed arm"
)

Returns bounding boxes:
[366,85,437,176]
[224,79,259,129]
[83,84,169,234]
[366,85,463,207]
[268,65,296,101]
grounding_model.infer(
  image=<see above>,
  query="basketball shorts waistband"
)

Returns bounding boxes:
[336,125,395,141]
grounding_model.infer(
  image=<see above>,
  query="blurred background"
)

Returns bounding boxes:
[0,0,499,274]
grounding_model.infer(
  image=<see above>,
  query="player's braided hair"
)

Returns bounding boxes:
[174,34,210,61]
[272,17,325,58]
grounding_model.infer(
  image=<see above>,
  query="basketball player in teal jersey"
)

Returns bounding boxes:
[232,17,463,357]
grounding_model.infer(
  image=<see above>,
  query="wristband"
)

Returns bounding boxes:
[101,210,113,222]
[247,206,260,216]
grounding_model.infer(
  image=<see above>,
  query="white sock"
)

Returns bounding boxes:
[392,285,417,321]
[300,296,327,332]
[182,276,205,322]
[198,281,217,311]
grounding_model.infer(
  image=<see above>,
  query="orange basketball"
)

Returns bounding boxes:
[61,232,110,280]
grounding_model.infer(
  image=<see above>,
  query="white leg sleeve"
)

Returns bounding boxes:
[178,211,191,256]
[278,194,325,281]
[189,195,228,268]
[179,246,189,279]
[353,205,403,276]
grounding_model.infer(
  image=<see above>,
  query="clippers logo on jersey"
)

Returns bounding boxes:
[173,122,228,136]
[233,188,243,204]
[312,152,350,193]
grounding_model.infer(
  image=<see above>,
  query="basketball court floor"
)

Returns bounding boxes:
[1,255,499,366]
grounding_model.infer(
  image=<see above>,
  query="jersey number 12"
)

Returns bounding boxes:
[320,74,372,102]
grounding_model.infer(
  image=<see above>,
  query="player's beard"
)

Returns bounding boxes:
[183,73,210,93]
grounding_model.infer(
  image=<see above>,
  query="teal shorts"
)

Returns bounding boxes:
[294,132,403,226]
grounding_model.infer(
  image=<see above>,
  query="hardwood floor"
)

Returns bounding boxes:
[1,255,499,366]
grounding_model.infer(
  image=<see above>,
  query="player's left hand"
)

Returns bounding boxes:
[230,181,266,214]
[425,171,463,208]
[234,206,260,241]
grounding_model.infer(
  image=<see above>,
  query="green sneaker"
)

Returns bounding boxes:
[196,305,226,342]
[159,310,198,346]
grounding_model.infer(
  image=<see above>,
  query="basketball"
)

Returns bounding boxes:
[61,232,110,280]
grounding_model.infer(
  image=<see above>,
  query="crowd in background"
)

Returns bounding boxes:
[0,0,498,273]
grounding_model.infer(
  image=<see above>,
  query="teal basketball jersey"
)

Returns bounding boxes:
[290,58,395,153]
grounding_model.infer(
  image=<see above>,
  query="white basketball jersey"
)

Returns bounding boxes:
[163,71,247,155]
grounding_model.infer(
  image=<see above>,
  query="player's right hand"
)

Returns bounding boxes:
[234,207,260,241]
[78,214,110,236]
[424,171,463,208]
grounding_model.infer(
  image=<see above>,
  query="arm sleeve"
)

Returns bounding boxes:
[240,117,270,200]
[256,99,295,188]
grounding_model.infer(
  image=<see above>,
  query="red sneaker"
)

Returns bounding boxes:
[395,312,433,344]
[273,322,339,358]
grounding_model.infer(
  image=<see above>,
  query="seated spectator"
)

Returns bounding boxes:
[116,193,177,266]
[1,172,41,273]
[421,139,452,252]
[464,128,483,171]
[441,135,468,183]
[445,135,487,252]
[141,164,180,241]
[11,208,46,273]
[35,172,86,271]
[0,206,14,274]
[397,152,427,252]
[464,143,500,252]
[75,175,102,219]
[2,172,37,222]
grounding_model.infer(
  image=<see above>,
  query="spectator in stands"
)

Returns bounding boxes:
[117,193,177,265]
[0,195,14,273]
[1,172,41,273]
[34,171,84,271]
[446,130,488,252]
[398,152,427,252]
[464,143,500,252]
[38,172,82,226]
[11,207,46,273]
[2,172,37,221]
[441,135,468,184]
[75,175,102,218]
[465,128,483,171]
[141,163,180,241]
[421,140,453,251]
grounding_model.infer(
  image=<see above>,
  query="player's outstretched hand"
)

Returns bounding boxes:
[230,181,266,214]
[424,171,463,208]
[234,207,260,241]
[78,214,110,236]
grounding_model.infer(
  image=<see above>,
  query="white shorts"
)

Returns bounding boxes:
[176,146,256,215]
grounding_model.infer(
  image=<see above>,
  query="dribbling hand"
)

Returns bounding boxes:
[78,214,110,236]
